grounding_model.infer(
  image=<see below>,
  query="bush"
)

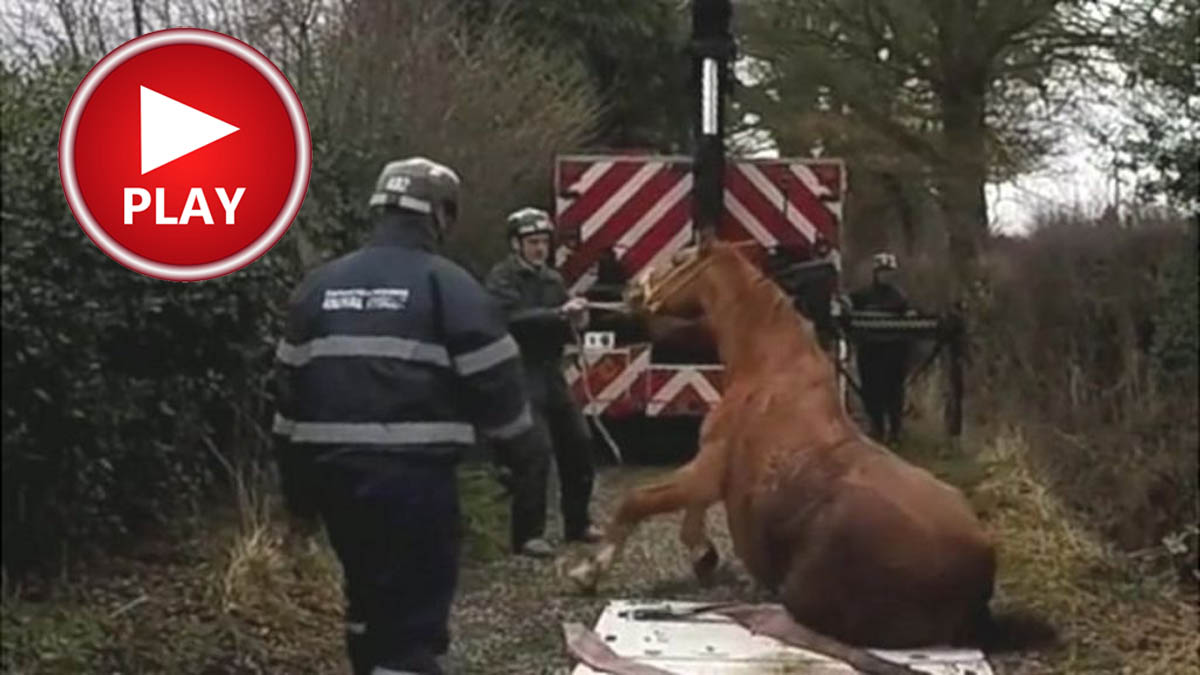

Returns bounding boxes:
[1,62,289,578]
[970,210,1198,576]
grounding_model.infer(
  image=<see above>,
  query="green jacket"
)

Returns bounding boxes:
[484,254,574,373]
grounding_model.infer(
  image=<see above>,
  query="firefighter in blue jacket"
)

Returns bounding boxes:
[485,208,603,558]
[271,158,535,675]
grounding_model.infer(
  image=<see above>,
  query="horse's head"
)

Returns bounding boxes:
[624,234,718,318]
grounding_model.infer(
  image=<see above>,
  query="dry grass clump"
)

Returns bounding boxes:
[0,505,348,674]
[976,426,1199,675]
[212,512,346,671]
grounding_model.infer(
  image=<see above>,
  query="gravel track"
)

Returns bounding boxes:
[445,465,767,675]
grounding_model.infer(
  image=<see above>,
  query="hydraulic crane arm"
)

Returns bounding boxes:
[691,0,734,237]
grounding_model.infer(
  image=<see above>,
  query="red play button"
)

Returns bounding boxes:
[59,28,311,281]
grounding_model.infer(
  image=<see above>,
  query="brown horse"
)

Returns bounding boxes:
[568,239,997,653]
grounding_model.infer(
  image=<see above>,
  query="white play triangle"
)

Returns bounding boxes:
[140,86,239,175]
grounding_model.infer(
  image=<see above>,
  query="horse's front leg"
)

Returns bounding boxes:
[681,503,719,584]
[568,444,724,591]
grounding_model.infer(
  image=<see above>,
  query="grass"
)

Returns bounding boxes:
[0,502,348,674]
[0,602,109,673]
[893,374,1198,675]
[973,426,1198,674]
[457,463,513,563]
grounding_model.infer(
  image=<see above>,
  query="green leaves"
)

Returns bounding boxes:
[2,61,288,579]
[1149,227,1199,382]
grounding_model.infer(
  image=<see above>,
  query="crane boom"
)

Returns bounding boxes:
[691,0,734,236]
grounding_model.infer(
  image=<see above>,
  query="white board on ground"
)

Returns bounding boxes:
[571,600,994,675]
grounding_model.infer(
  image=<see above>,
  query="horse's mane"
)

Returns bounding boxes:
[711,244,820,344]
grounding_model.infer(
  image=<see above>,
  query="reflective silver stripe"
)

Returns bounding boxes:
[277,336,450,368]
[274,417,476,445]
[454,335,519,375]
[346,621,367,635]
[482,403,533,440]
[368,193,432,213]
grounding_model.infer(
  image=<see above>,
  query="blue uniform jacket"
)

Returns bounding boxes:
[272,214,533,518]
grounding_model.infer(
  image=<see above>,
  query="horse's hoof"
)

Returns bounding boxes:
[692,543,719,584]
[567,559,600,593]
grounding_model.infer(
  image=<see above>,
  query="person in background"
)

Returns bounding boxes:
[485,207,604,558]
[849,251,913,443]
[271,158,537,675]
[813,232,841,273]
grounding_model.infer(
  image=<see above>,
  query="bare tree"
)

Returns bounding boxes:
[740,0,1122,286]
[302,0,602,270]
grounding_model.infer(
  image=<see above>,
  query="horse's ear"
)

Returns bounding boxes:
[697,228,717,255]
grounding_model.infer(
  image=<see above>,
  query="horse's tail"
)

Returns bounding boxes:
[966,603,1059,653]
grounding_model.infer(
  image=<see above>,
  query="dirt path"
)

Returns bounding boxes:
[446,465,767,674]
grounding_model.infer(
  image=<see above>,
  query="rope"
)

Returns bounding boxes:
[903,337,948,388]
[569,320,625,465]
[848,318,939,331]
[832,351,867,401]
[584,300,632,313]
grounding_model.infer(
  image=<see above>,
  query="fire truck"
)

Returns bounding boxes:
[553,0,963,456]
[555,155,847,420]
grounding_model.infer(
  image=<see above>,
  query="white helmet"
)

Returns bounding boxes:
[872,252,898,271]
[506,207,554,241]
[369,157,461,234]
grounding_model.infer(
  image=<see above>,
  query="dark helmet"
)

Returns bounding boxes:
[506,207,554,243]
[368,157,461,234]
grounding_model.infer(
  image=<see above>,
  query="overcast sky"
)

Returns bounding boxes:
[989,128,1114,235]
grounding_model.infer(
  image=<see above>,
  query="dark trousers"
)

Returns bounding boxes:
[857,342,909,442]
[314,452,460,675]
[506,382,596,549]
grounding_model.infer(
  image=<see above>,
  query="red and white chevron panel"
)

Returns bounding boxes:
[564,345,651,417]
[554,155,844,294]
[645,366,723,417]
[719,160,842,249]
